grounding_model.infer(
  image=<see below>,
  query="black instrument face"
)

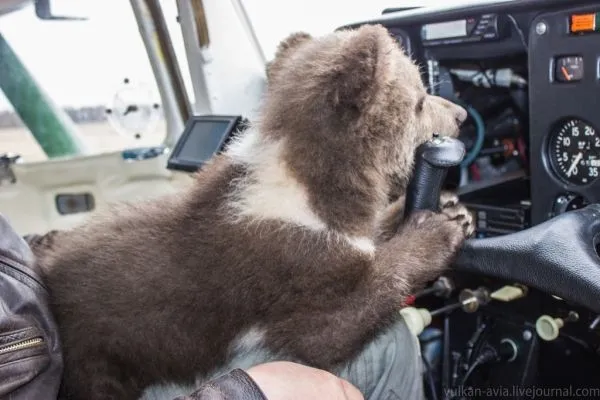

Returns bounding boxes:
[548,118,600,186]
[554,56,584,82]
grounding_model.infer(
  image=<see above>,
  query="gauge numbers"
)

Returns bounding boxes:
[549,119,600,185]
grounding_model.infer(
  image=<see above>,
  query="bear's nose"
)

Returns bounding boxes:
[455,106,468,124]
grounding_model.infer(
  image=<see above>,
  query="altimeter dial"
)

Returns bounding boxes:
[549,118,600,185]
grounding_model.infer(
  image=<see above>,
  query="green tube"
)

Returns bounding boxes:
[0,32,87,158]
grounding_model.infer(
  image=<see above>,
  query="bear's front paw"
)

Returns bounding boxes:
[440,202,475,239]
[401,204,473,274]
[440,191,459,209]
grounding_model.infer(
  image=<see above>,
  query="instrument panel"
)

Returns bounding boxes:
[339,0,600,227]
[529,3,600,224]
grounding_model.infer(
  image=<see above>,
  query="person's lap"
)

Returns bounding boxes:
[142,317,424,400]
[335,317,424,400]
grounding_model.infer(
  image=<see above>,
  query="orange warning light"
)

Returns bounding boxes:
[570,13,596,33]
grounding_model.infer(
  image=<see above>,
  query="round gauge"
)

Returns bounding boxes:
[548,118,600,185]
[555,56,584,82]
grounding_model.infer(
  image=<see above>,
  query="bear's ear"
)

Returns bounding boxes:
[325,25,392,111]
[274,32,312,58]
[266,32,312,82]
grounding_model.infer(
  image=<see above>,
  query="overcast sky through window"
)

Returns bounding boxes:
[0,0,481,110]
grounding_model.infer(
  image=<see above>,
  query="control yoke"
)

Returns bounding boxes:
[404,134,600,314]
[404,133,465,216]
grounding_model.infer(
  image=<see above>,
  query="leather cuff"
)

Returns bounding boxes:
[176,369,268,400]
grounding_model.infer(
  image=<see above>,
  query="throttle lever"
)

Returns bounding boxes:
[404,133,465,217]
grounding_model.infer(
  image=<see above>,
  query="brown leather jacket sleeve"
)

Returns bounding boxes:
[175,369,268,400]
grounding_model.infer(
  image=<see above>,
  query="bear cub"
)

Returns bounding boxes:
[33,24,472,399]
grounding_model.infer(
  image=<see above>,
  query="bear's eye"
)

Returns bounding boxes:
[415,96,425,113]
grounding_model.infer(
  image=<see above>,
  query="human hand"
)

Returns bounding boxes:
[246,361,364,400]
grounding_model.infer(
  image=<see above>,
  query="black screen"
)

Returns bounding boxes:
[176,120,231,163]
[167,115,243,172]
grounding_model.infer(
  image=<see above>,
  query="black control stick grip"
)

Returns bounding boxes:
[404,134,465,217]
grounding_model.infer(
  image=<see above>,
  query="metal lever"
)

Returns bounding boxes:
[404,134,465,217]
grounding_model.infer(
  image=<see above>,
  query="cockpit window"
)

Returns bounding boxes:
[240,0,485,61]
[0,1,172,163]
[0,0,492,163]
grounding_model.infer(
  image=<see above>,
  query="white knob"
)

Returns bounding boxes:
[535,315,564,341]
[400,307,432,336]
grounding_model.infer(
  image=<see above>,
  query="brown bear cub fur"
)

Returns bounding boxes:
[33,24,471,399]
